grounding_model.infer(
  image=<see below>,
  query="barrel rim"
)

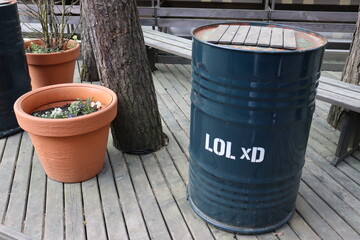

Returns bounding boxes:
[191,21,328,54]
[0,0,15,6]
[187,189,295,234]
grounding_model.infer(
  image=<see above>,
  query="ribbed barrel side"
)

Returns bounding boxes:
[0,2,31,137]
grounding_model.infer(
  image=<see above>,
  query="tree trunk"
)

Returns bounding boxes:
[81,0,165,154]
[79,4,99,83]
[327,9,360,129]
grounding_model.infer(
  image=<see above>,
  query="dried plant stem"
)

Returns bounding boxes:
[19,0,79,52]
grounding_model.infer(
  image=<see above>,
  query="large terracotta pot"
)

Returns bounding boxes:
[25,39,80,89]
[13,83,118,183]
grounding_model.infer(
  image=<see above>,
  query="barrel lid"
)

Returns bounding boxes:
[193,23,327,52]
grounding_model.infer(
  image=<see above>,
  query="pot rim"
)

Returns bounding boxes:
[24,39,80,66]
[14,83,118,137]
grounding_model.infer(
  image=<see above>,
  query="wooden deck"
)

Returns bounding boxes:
[1,64,360,240]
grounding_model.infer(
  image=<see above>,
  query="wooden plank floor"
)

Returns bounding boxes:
[1,64,360,240]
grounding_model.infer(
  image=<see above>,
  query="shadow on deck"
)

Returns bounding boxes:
[0,65,359,240]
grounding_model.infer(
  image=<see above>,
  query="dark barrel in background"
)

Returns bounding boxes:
[0,0,31,138]
[188,22,327,234]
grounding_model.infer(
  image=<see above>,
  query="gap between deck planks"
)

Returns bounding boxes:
[0,65,359,240]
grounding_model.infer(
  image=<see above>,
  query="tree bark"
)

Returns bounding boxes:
[327,9,360,129]
[80,4,99,83]
[81,0,165,153]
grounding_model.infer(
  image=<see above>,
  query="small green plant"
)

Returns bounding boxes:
[26,42,60,53]
[26,35,78,53]
[33,98,102,119]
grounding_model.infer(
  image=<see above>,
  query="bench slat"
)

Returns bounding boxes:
[270,28,283,49]
[316,89,360,113]
[283,29,297,50]
[244,26,261,46]
[142,28,192,46]
[318,82,360,101]
[207,25,229,44]
[144,33,192,48]
[317,77,360,113]
[143,32,192,51]
[144,37,192,59]
[257,27,272,47]
[319,76,360,93]
[219,25,240,45]
[232,25,250,45]
[318,79,360,111]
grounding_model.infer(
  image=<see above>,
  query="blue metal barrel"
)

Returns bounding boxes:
[188,22,327,234]
[0,1,31,138]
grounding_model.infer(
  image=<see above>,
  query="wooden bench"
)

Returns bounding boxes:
[144,28,360,166]
[317,76,360,165]
[143,27,192,70]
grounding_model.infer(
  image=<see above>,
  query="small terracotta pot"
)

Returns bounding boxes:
[14,83,118,183]
[25,39,80,89]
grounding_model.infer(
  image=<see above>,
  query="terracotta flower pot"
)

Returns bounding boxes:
[13,83,118,183]
[25,39,80,89]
